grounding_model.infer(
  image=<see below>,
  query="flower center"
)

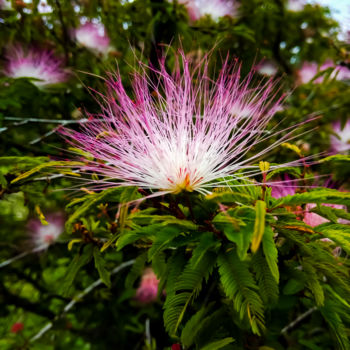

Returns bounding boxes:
[167,168,203,194]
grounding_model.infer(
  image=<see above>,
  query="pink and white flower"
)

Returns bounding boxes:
[3,46,68,87]
[304,203,349,227]
[270,175,297,199]
[27,213,65,249]
[195,0,237,21]
[0,0,12,10]
[61,51,309,197]
[297,60,350,85]
[73,22,110,54]
[287,0,305,12]
[172,0,237,22]
[330,120,350,153]
[135,268,160,303]
[256,60,278,77]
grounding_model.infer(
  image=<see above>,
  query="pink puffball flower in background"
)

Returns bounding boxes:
[194,0,238,21]
[3,46,69,88]
[0,0,12,10]
[304,203,349,227]
[172,0,237,22]
[270,175,297,199]
[297,61,319,84]
[73,22,110,55]
[135,269,160,304]
[61,50,307,197]
[27,213,65,249]
[330,120,350,153]
[256,60,278,77]
[37,1,53,14]
[297,60,350,85]
[287,0,305,12]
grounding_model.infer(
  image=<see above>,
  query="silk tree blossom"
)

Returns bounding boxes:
[0,0,12,10]
[330,120,350,153]
[171,0,237,21]
[270,175,297,199]
[37,1,53,13]
[135,269,160,303]
[287,0,305,12]
[195,0,237,21]
[3,46,69,87]
[304,203,350,227]
[73,22,110,55]
[27,213,65,249]
[297,60,350,85]
[256,60,278,77]
[61,51,312,197]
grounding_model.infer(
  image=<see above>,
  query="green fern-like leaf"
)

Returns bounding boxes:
[217,250,265,335]
[320,300,350,350]
[180,306,209,348]
[316,224,350,254]
[262,226,279,283]
[200,337,235,350]
[301,259,325,307]
[272,189,350,208]
[125,252,147,289]
[163,251,216,335]
[252,251,279,306]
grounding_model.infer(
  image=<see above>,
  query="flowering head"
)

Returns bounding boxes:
[0,0,12,10]
[135,268,160,303]
[172,0,237,21]
[330,120,350,153]
[27,213,65,249]
[287,0,305,12]
[3,46,69,88]
[270,175,297,199]
[256,59,278,77]
[74,22,110,54]
[297,60,350,85]
[61,50,309,198]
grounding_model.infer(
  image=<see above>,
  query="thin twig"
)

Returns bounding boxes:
[0,245,47,269]
[280,306,317,334]
[145,318,151,345]
[30,259,135,342]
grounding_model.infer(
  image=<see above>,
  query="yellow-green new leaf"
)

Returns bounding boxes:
[251,200,266,253]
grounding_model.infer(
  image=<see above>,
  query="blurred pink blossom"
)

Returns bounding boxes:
[270,175,297,199]
[172,0,237,21]
[304,203,349,227]
[0,0,12,10]
[3,46,69,87]
[27,213,65,249]
[135,269,160,304]
[287,0,305,12]
[256,60,278,76]
[297,60,350,85]
[330,120,350,153]
[74,22,110,54]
